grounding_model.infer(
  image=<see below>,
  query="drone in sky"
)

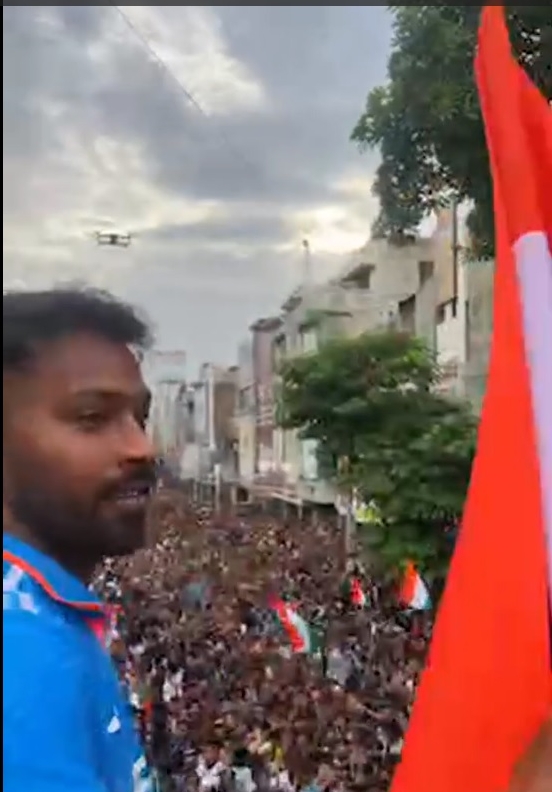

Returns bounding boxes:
[94,230,133,248]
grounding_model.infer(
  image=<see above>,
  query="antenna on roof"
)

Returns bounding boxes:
[302,238,311,286]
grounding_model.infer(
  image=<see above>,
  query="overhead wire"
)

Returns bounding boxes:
[109,3,257,174]
[107,4,313,257]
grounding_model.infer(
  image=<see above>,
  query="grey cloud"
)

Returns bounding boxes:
[3,5,392,370]
[143,213,287,246]
[58,6,386,207]
[4,5,386,208]
[215,6,391,109]
[56,5,105,42]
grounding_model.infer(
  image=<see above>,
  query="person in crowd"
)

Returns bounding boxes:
[101,498,550,792]
[92,493,434,792]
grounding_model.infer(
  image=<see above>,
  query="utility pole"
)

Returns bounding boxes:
[338,456,356,563]
[451,197,459,302]
[214,462,221,513]
[206,364,218,511]
[345,499,356,557]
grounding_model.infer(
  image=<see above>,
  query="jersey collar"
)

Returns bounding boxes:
[3,533,104,613]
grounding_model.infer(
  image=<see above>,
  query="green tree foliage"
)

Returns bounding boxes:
[351,5,552,257]
[277,332,477,575]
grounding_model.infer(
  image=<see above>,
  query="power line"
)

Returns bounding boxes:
[109,4,255,171]
[110,4,210,120]
[107,5,312,263]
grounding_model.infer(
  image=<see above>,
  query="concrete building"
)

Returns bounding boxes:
[179,363,238,485]
[386,207,471,400]
[251,316,282,479]
[338,236,435,335]
[235,214,495,509]
[235,338,256,486]
[463,257,495,412]
[255,237,436,507]
[145,349,187,473]
[430,207,468,398]
[390,207,494,409]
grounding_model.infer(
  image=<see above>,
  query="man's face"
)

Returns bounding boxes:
[3,332,156,569]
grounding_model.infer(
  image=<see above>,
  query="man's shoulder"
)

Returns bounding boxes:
[3,565,93,732]
[3,562,115,744]
[3,560,90,658]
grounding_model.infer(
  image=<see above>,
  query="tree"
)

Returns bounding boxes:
[276,331,477,576]
[350,5,552,258]
[354,402,476,578]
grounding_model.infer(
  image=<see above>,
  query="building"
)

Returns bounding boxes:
[429,207,468,398]
[251,316,282,480]
[179,364,238,485]
[145,350,187,473]
[338,236,435,336]
[235,338,256,486]
[234,214,495,509]
[242,237,436,507]
[387,207,495,409]
[463,257,495,412]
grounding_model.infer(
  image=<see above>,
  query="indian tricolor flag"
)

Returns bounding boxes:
[390,7,552,792]
[270,597,312,654]
[398,562,431,612]
[350,577,367,607]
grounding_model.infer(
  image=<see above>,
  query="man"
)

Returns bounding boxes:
[3,287,157,791]
[196,741,226,791]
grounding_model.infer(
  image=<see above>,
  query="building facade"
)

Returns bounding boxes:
[253,237,436,506]
[464,257,495,412]
[250,316,282,480]
[235,339,256,484]
[235,214,495,509]
[146,349,187,473]
[178,364,238,484]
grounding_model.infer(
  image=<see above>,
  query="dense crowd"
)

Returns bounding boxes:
[94,491,433,792]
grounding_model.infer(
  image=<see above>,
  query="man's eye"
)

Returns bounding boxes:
[77,412,107,430]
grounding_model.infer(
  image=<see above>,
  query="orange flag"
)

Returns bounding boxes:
[390,7,552,792]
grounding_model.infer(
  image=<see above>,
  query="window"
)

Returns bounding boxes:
[451,297,458,318]
[436,298,458,325]
[272,334,286,366]
[341,262,374,289]
[354,265,373,290]
[398,295,416,334]
[299,325,318,353]
[418,260,434,287]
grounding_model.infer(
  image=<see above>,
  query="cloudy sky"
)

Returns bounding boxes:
[3,5,392,374]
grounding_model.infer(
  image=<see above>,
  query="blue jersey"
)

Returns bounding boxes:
[3,533,154,792]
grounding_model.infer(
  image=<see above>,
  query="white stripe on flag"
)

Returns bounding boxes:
[287,608,311,652]
[515,231,552,602]
[411,575,430,611]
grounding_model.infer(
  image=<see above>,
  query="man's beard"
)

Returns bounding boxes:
[7,484,140,567]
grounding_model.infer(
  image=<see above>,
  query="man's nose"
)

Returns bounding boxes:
[121,416,156,463]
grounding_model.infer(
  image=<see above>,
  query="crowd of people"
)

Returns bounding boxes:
[94,490,433,792]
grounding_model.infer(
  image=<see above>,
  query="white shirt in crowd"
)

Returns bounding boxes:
[196,758,225,790]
